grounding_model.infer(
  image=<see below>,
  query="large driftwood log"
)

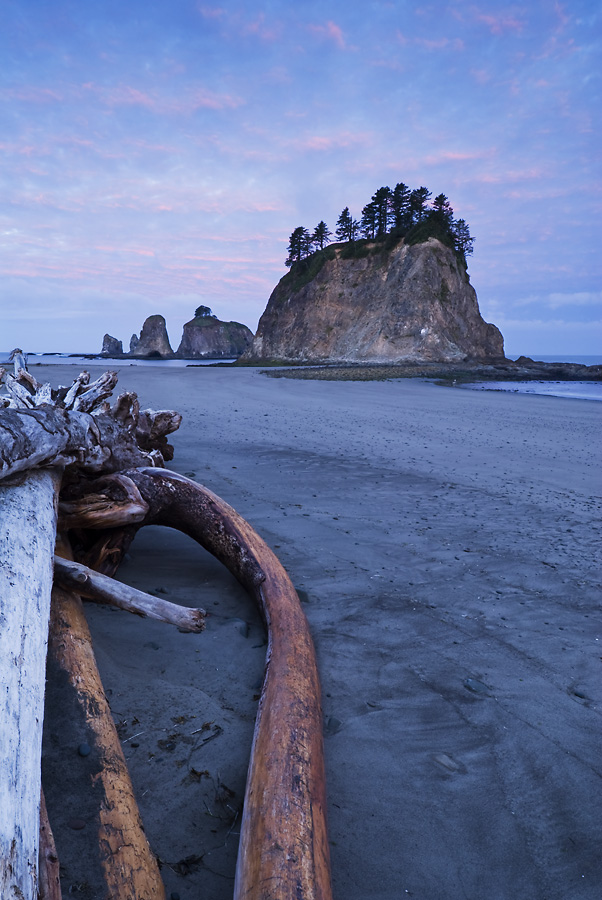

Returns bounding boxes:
[113,469,333,900]
[39,791,62,900]
[0,469,61,899]
[0,363,181,900]
[49,536,165,899]
[53,555,206,632]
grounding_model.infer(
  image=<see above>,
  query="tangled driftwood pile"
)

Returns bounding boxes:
[0,353,332,900]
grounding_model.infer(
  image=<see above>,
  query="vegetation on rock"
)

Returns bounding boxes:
[285,182,474,269]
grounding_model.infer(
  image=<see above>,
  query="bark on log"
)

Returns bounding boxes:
[117,469,333,900]
[49,535,165,900]
[58,473,150,529]
[53,555,206,632]
[0,469,61,900]
[39,791,62,900]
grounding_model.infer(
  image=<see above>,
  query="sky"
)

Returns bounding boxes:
[1,0,601,356]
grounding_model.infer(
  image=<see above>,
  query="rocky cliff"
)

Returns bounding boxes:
[243,237,504,363]
[129,315,173,358]
[101,334,123,356]
[176,312,253,359]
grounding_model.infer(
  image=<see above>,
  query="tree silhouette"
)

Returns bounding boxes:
[452,219,475,256]
[410,186,432,224]
[391,182,412,231]
[335,207,359,242]
[430,193,454,227]
[313,220,332,250]
[285,226,312,266]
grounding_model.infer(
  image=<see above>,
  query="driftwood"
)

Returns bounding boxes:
[107,469,332,900]
[0,359,333,900]
[50,535,165,899]
[53,554,206,632]
[0,468,61,899]
[39,791,62,900]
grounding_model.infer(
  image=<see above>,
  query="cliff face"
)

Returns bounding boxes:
[244,237,504,363]
[101,334,123,355]
[129,315,173,358]
[176,315,253,359]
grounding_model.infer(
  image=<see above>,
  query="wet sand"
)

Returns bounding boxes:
[41,364,601,900]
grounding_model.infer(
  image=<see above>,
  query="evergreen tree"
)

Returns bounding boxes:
[335,207,359,242]
[313,220,332,250]
[194,305,213,318]
[360,200,378,239]
[452,219,475,256]
[372,186,392,236]
[285,226,312,266]
[430,193,454,227]
[410,186,432,224]
[391,182,412,230]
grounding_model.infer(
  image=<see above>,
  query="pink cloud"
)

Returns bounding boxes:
[287,131,371,153]
[414,36,464,51]
[0,86,63,103]
[472,8,525,35]
[308,21,346,49]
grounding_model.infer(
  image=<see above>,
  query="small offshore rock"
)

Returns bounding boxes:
[67,818,86,830]
[77,742,91,757]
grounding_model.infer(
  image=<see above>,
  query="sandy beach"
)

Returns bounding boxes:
[39,363,601,900]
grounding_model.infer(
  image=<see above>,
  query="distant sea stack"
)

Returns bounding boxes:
[101,334,123,356]
[243,236,504,363]
[129,315,173,358]
[176,306,253,359]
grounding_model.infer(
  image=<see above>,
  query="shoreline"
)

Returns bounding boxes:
[34,364,602,900]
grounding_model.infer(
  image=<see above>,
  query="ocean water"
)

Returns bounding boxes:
[459,380,602,402]
[0,352,234,367]
[508,354,602,366]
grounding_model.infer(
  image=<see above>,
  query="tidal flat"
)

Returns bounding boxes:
[40,364,601,900]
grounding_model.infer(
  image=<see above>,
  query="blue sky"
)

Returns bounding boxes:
[1,0,600,355]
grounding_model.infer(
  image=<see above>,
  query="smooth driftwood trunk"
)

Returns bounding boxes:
[49,536,165,900]
[119,469,333,900]
[53,555,206,632]
[0,469,61,900]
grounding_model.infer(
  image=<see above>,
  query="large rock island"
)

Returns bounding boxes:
[243,236,504,363]
[176,306,253,359]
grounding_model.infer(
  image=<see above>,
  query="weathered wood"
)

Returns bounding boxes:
[0,367,181,482]
[118,469,333,900]
[0,468,61,900]
[54,555,206,632]
[58,473,150,529]
[39,790,62,900]
[50,535,165,899]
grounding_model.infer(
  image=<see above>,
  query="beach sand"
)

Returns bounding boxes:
[39,364,601,900]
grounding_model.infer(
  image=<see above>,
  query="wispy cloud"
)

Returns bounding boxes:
[308,21,346,49]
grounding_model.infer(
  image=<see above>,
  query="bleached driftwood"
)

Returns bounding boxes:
[50,536,165,900]
[53,555,206,632]
[0,361,180,900]
[1,357,333,900]
[0,469,61,899]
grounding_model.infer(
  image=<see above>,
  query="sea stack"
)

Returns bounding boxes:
[101,334,123,356]
[243,236,504,363]
[129,315,173,358]
[176,306,253,359]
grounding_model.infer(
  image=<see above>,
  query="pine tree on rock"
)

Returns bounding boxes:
[313,220,332,250]
[410,186,432,224]
[391,182,412,231]
[335,207,359,242]
[285,226,313,266]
